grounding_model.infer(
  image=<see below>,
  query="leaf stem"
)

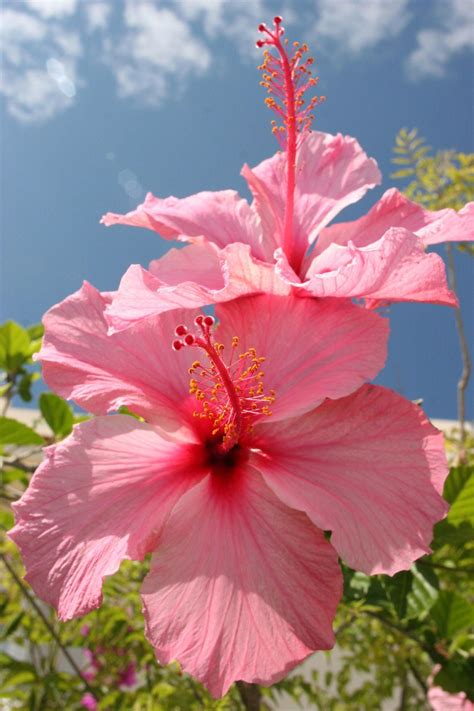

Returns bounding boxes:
[446,243,472,453]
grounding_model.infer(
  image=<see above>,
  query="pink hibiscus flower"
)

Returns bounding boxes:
[101,17,473,333]
[10,285,448,696]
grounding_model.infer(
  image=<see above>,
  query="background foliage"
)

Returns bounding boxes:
[0,135,473,710]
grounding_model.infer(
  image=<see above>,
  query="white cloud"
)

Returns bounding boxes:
[171,0,269,60]
[104,1,211,105]
[0,68,75,122]
[84,1,111,32]
[406,0,474,79]
[312,0,411,54]
[3,0,468,125]
[0,10,46,65]
[24,0,78,19]
[174,0,225,36]
[0,8,81,123]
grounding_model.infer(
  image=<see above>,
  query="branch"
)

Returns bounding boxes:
[418,560,474,574]
[3,459,37,473]
[236,681,262,711]
[362,610,434,658]
[0,551,96,697]
[406,659,428,695]
[446,244,472,453]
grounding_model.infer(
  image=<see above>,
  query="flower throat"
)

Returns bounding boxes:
[172,315,275,453]
[257,16,324,274]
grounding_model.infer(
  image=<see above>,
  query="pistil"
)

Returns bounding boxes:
[257,16,324,273]
[172,316,275,452]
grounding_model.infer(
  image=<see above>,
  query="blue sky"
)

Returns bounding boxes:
[1,0,473,418]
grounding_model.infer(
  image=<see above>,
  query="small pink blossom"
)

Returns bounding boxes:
[10,285,448,696]
[429,686,474,711]
[80,693,97,711]
[428,666,474,710]
[119,662,137,689]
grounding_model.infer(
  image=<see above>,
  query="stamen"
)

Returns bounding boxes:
[257,16,324,150]
[257,16,325,274]
[172,316,275,451]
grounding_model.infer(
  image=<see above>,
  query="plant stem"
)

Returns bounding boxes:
[236,681,262,711]
[398,669,408,710]
[0,550,96,697]
[446,244,472,452]
[406,659,427,695]
[335,613,356,637]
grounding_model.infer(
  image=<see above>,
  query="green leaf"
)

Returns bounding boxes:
[2,611,24,638]
[365,578,390,608]
[1,467,29,485]
[3,670,36,687]
[17,372,39,403]
[39,393,73,439]
[445,466,474,526]
[0,417,44,446]
[444,465,472,504]
[0,322,30,371]
[430,591,474,639]
[117,405,144,421]
[391,169,415,179]
[381,571,412,619]
[73,414,91,424]
[0,382,12,397]
[433,519,474,547]
[0,509,14,530]
[406,564,439,618]
[342,567,371,601]
[392,157,413,165]
[26,324,44,341]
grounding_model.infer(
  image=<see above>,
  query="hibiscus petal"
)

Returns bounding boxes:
[420,201,474,247]
[101,190,272,261]
[215,293,388,421]
[9,416,203,620]
[242,131,380,263]
[105,243,290,333]
[315,188,474,253]
[295,228,457,306]
[141,467,342,697]
[254,384,448,575]
[38,281,199,427]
